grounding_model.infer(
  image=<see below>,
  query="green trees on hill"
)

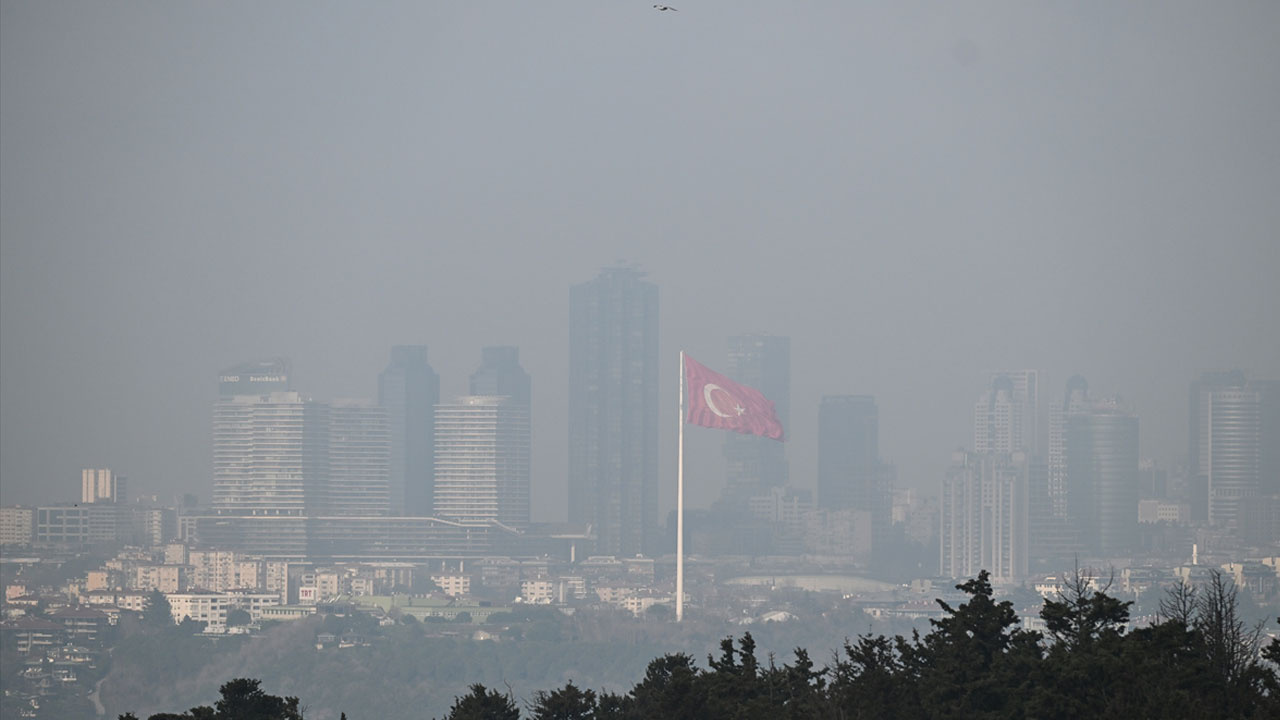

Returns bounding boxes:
[119,678,303,720]
[446,569,1279,720]
[119,571,1279,720]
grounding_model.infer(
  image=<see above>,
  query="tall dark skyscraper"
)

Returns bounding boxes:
[470,346,531,405]
[722,334,789,503]
[378,346,439,517]
[818,395,880,512]
[818,395,892,552]
[1064,398,1139,555]
[568,266,659,556]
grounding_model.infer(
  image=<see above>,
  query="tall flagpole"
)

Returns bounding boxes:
[676,350,685,622]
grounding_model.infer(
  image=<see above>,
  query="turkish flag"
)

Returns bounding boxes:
[684,354,785,440]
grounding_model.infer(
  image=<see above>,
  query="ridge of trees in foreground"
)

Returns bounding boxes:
[122,570,1280,719]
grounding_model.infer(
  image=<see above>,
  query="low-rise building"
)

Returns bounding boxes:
[167,592,229,627]
[431,574,471,597]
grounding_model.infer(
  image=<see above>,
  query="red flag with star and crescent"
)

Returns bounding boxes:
[684,354,785,441]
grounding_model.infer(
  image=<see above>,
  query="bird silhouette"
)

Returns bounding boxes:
[653,4,678,11]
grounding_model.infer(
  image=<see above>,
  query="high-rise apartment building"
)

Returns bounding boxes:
[722,334,790,501]
[81,468,126,504]
[1188,371,1277,528]
[1064,398,1139,555]
[433,396,531,528]
[379,346,439,517]
[212,392,329,516]
[469,346,532,405]
[940,451,1028,583]
[974,371,1040,457]
[327,400,391,516]
[568,266,659,556]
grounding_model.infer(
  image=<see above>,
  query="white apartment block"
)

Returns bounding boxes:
[168,592,229,627]
[431,574,471,597]
[520,580,554,604]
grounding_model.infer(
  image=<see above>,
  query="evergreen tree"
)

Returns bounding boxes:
[442,684,520,720]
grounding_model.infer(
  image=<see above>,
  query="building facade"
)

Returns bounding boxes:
[212,392,329,516]
[568,267,659,556]
[974,371,1040,458]
[1191,372,1264,528]
[327,400,391,516]
[433,396,531,528]
[81,468,126,504]
[1064,398,1139,556]
[378,346,439,517]
[940,451,1028,583]
[469,346,532,405]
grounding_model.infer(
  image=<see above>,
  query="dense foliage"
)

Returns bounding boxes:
[481,570,1279,720]
[115,571,1280,719]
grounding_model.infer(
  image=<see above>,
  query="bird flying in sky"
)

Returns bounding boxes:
[653,4,678,11]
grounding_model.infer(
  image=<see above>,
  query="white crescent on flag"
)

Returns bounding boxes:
[703,384,733,418]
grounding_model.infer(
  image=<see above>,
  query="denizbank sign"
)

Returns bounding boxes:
[219,373,289,395]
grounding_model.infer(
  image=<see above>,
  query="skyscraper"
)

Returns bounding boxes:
[378,346,439,517]
[817,395,880,513]
[940,451,1028,582]
[212,391,329,516]
[433,396,531,528]
[1047,375,1090,519]
[470,346,531,405]
[1064,398,1139,555]
[568,266,659,556]
[722,334,789,502]
[327,400,391,516]
[974,371,1040,457]
[1191,373,1263,528]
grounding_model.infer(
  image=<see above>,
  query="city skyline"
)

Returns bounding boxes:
[2,4,1277,524]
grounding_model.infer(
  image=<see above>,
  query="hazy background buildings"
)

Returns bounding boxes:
[2,2,1278,523]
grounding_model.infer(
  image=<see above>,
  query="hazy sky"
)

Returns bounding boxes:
[2,1,1277,520]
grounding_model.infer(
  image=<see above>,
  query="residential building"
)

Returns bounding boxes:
[940,451,1028,583]
[568,266,659,556]
[167,592,229,627]
[0,506,34,546]
[431,574,471,597]
[974,372,1040,457]
[212,391,329,516]
[327,400,391,516]
[81,468,126,504]
[1191,371,1264,528]
[433,396,531,528]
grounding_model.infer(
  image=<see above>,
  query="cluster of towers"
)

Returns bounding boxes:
[941,369,1280,581]
[211,349,532,530]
